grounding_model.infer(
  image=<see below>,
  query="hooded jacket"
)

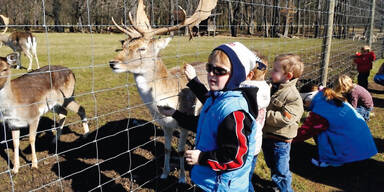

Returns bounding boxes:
[311,91,378,164]
[354,51,376,73]
[171,42,260,191]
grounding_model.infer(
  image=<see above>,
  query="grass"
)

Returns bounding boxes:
[0,33,383,191]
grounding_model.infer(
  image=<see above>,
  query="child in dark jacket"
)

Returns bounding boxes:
[353,46,376,89]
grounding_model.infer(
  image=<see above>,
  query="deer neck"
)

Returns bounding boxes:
[0,73,13,109]
[0,34,9,44]
[133,58,168,113]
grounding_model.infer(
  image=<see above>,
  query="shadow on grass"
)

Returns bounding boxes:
[291,142,384,192]
[0,117,192,191]
[372,97,384,108]
[374,138,384,153]
[48,118,191,191]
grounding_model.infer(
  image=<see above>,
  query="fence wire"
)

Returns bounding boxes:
[0,0,383,191]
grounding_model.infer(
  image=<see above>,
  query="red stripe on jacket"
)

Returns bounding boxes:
[207,111,248,171]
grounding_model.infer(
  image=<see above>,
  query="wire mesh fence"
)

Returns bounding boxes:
[0,0,383,191]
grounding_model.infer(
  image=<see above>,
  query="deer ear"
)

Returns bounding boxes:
[154,37,172,50]
[6,53,18,65]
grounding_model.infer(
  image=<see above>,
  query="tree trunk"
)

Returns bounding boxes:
[296,0,301,35]
[283,0,290,37]
[271,0,280,37]
[264,0,269,37]
[314,0,321,38]
[53,0,64,32]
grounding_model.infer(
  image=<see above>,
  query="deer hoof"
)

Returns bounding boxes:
[82,132,90,139]
[32,163,38,169]
[160,173,168,179]
[12,167,19,174]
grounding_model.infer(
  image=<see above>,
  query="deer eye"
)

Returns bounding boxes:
[138,48,146,52]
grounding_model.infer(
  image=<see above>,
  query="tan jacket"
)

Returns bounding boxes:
[263,79,304,140]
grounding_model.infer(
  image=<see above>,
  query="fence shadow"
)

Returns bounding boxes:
[0,117,193,191]
[49,118,192,191]
[372,97,384,108]
[291,142,384,191]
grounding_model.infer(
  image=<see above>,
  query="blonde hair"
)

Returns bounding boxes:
[362,45,371,52]
[323,88,346,107]
[208,50,231,70]
[275,54,304,78]
[336,74,354,94]
[250,51,268,81]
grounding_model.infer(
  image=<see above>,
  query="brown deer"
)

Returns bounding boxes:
[0,53,89,174]
[109,0,217,183]
[0,15,39,71]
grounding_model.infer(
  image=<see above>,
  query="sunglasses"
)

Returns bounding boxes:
[256,61,267,71]
[206,63,230,76]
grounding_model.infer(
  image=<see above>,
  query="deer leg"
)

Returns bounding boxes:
[29,119,39,169]
[177,128,188,183]
[31,40,39,69]
[24,50,33,71]
[33,52,39,69]
[11,130,20,174]
[51,106,67,144]
[161,127,172,179]
[65,100,89,136]
[16,52,21,70]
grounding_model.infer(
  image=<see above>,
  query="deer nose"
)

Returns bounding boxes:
[109,60,119,69]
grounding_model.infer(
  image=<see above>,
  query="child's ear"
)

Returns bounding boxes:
[286,72,294,80]
[247,71,254,80]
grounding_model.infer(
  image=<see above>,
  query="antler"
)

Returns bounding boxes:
[112,0,217,40]
[0,15,9,34]
[153,0,217,36]
[111,17,141,39]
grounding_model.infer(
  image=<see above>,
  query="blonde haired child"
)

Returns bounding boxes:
[336,74,373,121]
[239,53,270,192]
[263,53,304,192]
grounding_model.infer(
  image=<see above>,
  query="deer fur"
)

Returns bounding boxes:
[0,53,89,173]
[0,15,39,71]
[109,0,216,183]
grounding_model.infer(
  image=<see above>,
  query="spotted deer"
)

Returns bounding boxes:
[0,53,89,173]
[109,0,217,183]
[0,15,39,71]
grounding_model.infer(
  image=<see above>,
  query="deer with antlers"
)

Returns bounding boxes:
[0,53,89,173]
[0,15,40,71]
[109,0,217,183]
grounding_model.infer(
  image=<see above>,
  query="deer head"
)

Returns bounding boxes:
[0,15,9,34]
[0,53,18,87]
[109,0,217,74]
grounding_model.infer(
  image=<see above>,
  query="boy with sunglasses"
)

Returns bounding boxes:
[158,42,260,191]
[184,51,269,192]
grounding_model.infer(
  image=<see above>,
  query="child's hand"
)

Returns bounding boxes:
[184,64,197,81]
[185,150,201,165]
[157,105,176,116]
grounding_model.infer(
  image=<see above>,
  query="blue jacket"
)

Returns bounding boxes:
[191,90,257,192]
[311,92,377,164]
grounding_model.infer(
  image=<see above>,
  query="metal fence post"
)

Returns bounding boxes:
[320,0,336,86]
[368,0,376,48]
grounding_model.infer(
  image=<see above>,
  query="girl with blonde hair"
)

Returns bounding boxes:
[336,74,374,121]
